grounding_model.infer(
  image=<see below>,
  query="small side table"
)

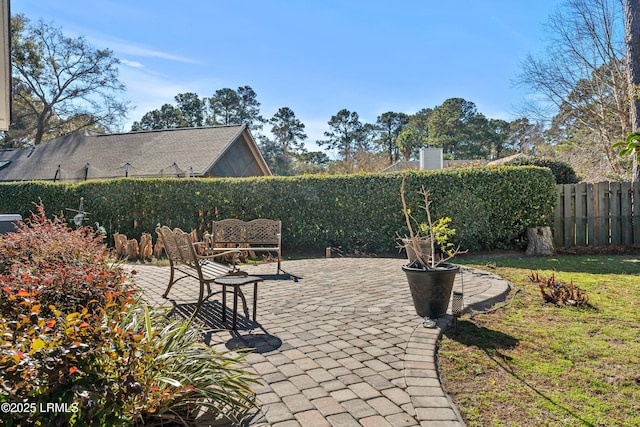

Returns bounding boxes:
[213,275,263,330]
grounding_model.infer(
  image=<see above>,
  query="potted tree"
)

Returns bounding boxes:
[399,175,465,327]
[401,217,454,263]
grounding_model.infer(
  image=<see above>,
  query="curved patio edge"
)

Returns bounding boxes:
[129,258,513,426]
[406,267,511,426]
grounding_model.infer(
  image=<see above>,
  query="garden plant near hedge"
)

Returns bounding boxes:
[0,167,557,253]
[0,205,258,426]
[502,157,579,184]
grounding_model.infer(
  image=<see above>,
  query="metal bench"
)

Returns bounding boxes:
[207,219,282,273]
[0,214,21,234]
[155,225,241,318]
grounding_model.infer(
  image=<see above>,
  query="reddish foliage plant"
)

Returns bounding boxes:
[0,203,137,426]
[0,204,257,426]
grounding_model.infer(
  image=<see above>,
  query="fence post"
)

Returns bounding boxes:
[563,184,575,247]
[596,182,609,246]
[575,183,586,246]
[586,183,595,246]
[610,182,621,245]
[621,182,632,246]
[634,182,640,245]
[555,185,564,247]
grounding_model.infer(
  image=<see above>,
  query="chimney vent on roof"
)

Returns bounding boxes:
[419,147,443,170]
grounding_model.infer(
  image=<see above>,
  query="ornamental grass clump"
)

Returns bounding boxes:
[0,203,258,426]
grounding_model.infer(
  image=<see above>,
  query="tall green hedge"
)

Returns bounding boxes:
[0,166,556,253]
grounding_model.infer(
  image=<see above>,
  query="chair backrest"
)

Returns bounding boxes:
[212,219,281,245]
[156,226,198,268]
[212,219,245,243]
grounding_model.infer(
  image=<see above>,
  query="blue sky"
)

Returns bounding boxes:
[12,0,561,147]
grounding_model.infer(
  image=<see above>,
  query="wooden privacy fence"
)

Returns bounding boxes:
[555,182,640,247]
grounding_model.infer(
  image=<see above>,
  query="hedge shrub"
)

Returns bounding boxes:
[502,157,579,184]
[0,166,557,252]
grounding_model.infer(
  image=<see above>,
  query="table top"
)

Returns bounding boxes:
[213,275,264,285]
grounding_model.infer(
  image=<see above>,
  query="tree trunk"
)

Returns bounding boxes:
[625,0,640,181]
[525,227,554,257]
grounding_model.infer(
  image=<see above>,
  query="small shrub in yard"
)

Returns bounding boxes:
[0,203,258,426]
[528,271,590,307]
[503,157,579,184]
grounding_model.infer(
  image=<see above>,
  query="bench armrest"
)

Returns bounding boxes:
[196,248,240,261]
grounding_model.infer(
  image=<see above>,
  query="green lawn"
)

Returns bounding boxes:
[438,254,640,427]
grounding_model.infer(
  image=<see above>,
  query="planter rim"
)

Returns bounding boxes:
[400,237,433,242]
[401,262,460,273]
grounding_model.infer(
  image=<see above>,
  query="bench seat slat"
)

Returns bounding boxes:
[210,246,278,251]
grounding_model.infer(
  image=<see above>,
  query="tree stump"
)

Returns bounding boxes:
[139,232,153,261]
[153,237,165,259]
[127,239,139,261]
[113,233,128,259]
[525,226,554,256]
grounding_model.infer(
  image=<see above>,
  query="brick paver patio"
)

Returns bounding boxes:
[129,257,509,426]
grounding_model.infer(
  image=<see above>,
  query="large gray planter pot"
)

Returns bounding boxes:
[402,262,459,318]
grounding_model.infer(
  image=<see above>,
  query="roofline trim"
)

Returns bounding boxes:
[204,125,272,176]
[242,127,272,176]
[98,124,245,138]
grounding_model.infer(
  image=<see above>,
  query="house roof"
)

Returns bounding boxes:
[0,125,271,182]
[381,161,420,173]
[381,159,490,173]
[486,153,527,166]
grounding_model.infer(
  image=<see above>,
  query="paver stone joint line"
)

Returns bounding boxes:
[128,258,510,426]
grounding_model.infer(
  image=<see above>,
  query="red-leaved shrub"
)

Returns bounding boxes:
[0,203,257,426]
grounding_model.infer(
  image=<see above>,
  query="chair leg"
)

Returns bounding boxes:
[222,284,227,324]
[194,279,205,318]
[163,263,176,298]
[233,286,238,330]
[253,281,258,322]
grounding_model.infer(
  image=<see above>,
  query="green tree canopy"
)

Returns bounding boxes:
[269,107,307,154]
[427,98,489,158]
[174,92,205,127]
[207,88,239,126]
[236,86,264,132]
[317,109,366,170]
[131,104,186,131]
[206,86,264,131]
[259,107,308,175]
[395,109,431,161]
[374,111,409,164]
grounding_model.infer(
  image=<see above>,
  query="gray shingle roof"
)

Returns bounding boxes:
[381,161,420,173]
[0,125,270,182]
[381,159,490,172]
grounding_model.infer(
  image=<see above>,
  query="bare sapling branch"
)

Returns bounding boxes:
[399,173,466,269]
